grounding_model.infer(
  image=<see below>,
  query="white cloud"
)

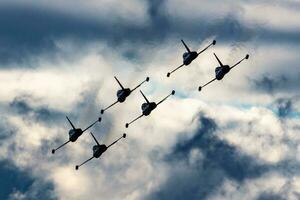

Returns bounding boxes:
[243,1,300,31]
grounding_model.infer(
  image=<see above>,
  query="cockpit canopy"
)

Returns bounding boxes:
[183,52,189,58]
[141,103,148,110]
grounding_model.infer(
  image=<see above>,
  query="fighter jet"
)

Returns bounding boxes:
[167,39,216,77]
[125,90,175,128]
[198,53,249,91]
[75,132,126,170]
[101,76,150,114]
[51,116,101,154]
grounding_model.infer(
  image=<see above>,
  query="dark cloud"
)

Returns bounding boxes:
[0,118,15,141]
[275,98,293,118]
[251,74,288,94]
[0,160,56,200]
[0,4,103,66]
[1,3,300,66]
[147,114,269,200]
[9,96,65,124]
[256,192,286,200]
[250,73,300,95]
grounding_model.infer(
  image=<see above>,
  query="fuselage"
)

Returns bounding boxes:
[69,129,83,142]
[93,144,107,158]
[117,88,131,102]
[141,102,157,116]
[183,51,198,65]
[215,65,230,80]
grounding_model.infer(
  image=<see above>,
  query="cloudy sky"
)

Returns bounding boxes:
[0,0,300,199]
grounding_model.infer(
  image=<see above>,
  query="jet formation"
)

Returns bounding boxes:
[51,38,249,170]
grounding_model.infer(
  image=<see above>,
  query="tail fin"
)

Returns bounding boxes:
[114,76,124,89]
[66,116,76,130]
[181,40,191,53]
[140,90,150,103]
[90,132,100,145]
[214,53,223,67]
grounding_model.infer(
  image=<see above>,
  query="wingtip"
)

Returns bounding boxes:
[167,73,170,77]
[245,54,249,59]
[198,86,202,92]
[51,149,55,154]
[212,40,216,45]
[125,123,129,128]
